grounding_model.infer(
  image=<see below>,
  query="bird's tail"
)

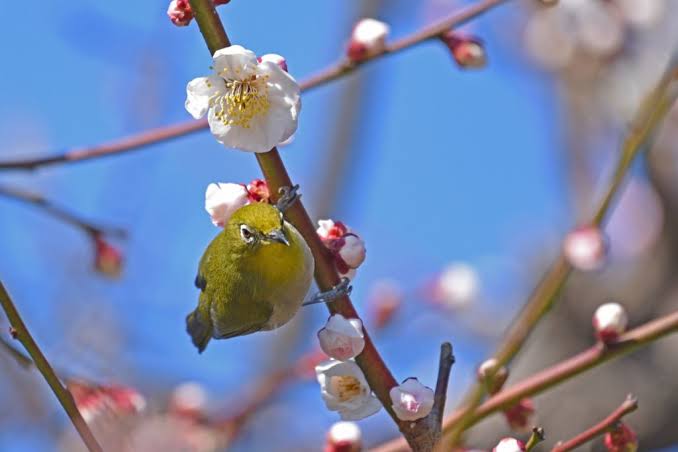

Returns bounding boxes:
[186,300,212,353]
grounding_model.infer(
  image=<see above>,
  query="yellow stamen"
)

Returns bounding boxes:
[210,75,270,129]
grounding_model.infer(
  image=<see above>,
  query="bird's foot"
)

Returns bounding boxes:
[276,184,301,213]
[303,278,353,306]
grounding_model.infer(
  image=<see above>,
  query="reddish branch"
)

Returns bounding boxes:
[373,310,678,452]
[551,394,638,452]
[0,0,511,171]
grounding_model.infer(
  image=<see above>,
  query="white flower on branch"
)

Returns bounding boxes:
[563,226,607,271]
[326,421,362,452]
[389,378,434,421]
[186,45,301,153]
[593,302,628,343]
[315,359,382,421]
[347,18,390,62]
[204,182,249,227]
[493,437,526,452]
[318,314,365,361]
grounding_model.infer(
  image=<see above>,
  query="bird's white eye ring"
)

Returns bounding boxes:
[240,225,256,243]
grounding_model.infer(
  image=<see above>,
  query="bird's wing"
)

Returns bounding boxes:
[210,295,273,340]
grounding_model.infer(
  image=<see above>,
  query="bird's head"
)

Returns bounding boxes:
[226,202,290,251]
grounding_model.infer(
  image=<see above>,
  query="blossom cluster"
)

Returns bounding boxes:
[316,219,366,280]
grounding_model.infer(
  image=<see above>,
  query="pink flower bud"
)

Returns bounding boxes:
[205,182,250,227]
[338,235,366,269]
[93,235,123,278]
[325,421,362,452]
[318,314,365,361]
[258,54,288,72]
[593,303,628,343]
[246,179,271,203]
[368,280,403,330]
[347,18,390,62]
[389,378,434,421]
[503,398,535,434]
[167,0,193,27]
[604,423,638,452]
[493,438,526,452]
[477,358,509,395]
[317,220,366,276]
[563,226,607,271]
[440,32,487,69]
[67,379,146,423]
[317,219,349,240]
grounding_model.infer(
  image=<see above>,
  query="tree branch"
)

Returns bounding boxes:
[551,394,638,452]
[373,310,678,452]
[0,0,511,171]
[0,281,102,452]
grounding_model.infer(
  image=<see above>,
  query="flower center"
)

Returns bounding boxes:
[329,376,363,402]
[210,76,270,129]
[400,393,421,412]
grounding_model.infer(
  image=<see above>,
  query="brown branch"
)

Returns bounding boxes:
[0,281,102,452]
[551,395,638,452]
[0,0,511,171]
[0,185,126,239]
[372,310,678,452]
[443,54,678,446]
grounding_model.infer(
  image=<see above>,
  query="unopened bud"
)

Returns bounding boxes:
[326,421,362,452]
[347,18,390,62]
[246,179,271,203]
[167,0,193,26]
[493,438,526,452]
[503,398,535,434]
[440,32,486,69]
[604,423,638,452]
[593,303,628,343]
[93,235,123,278]
[563,226,607,271]
[477,358,508,394]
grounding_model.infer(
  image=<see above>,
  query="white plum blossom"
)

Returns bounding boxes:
[493,438,526,452]
[389,378,434,422]
[204,182,249,227]
[186,45,301,153]
[563,226,607,271]
[318,314,365,361]
[593,302,629,342]
[326,421,362,452]
[315,359,382,421]
[338,235,367,269]
[347,18,390,61]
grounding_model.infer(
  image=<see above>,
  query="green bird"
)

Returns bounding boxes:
[186,201,314,352]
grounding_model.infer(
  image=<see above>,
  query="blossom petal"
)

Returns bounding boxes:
[185,76,222,119]
[339,395,382,421]
[213,45,258,80]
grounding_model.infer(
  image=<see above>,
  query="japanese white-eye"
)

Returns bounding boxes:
[186,202,314,352]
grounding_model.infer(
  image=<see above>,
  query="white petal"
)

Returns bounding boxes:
[204,183,249,227]
[207,109,271,153]
[326,314,363,338]
[338,235,366,269]
[212,45,258,81]
[317,220,336,238]
[318,318,365,361]
[340,396,382,421]
[185,76,222,119]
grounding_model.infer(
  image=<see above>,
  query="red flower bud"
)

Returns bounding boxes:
[604,423,638,452]
[246,179,271,203]
[93,235,123,278]
[440,32,487,69]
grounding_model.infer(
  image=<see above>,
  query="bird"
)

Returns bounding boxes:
[186,200,314,353]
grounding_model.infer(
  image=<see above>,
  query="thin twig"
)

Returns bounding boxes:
[551,395,638,452]
[0,281,102,452]
[443,54,678,447]
[372,310,678,452]
[0,334,33,369]
[0,185,126,238]
[525,427,545,451]
[431,343,455,433]
[0,0,511,171]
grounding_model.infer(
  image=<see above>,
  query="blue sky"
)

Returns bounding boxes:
[0,1,580,450]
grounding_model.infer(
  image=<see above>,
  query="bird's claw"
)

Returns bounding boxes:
[303,278,353,306]
[276,185,301,213]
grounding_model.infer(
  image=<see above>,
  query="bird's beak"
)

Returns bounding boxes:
[267,229,290,246]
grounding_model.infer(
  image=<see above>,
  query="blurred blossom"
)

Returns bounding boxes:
[205,182,250,227]
[318,314,365,361]
[294,349,329,379]
[477,358,508,395]
[493,437,525,452]
[315,359,382,421]
[169,382,208,421]
[434,263,480,308]
[615,0,664,28]
[503,398,535,433]
[604,422,638,452]
[325,421,362,452]
[389,378,434,421]
[347,18,390,62]
[563,226,607,271]
[367,279,403,330]
[317,219,367,278]
[93,235,123,278]
[67,380,145,423]
[127,415,222,452]
[439,32,487,69]
[593,302,628,343]
[607,179,663,260]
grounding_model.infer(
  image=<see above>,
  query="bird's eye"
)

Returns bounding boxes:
[240,225,256,243]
